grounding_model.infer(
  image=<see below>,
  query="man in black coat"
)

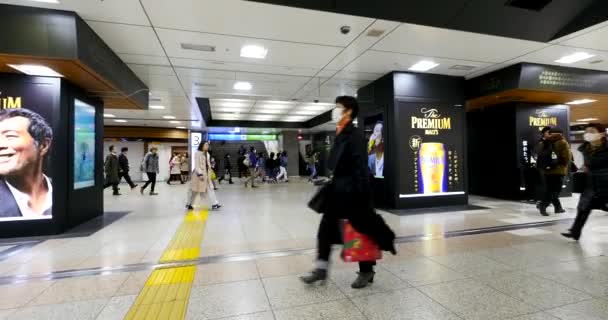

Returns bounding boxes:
[118,147,138,189]
[302,96,396,289]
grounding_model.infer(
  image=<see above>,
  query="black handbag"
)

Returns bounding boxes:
[572,172,588,194]
[308,184,332,213]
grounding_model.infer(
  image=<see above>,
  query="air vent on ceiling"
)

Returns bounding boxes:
[505,0,552,11]
[450,65,476,71]
[181,43,216,52]
[366,29,386,37]
[194,82,217,88]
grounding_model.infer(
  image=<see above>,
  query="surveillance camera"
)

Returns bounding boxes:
[314,99,320,103]
[340,26,351,35]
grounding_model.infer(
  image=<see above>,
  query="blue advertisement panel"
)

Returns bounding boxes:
[73,99,96,189]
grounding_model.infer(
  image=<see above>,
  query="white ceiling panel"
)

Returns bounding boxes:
[119,54,171,66]
[331,70,384,81]
[496,45,608,73]
[175,68,237,81]
[157,28,342,69]
[345,50,492,76]
[141,0,373,47]
[0,0,149,25]
[558,25,608,52]
[87,22,165,56]
[373,23,547,63]
[325,19,400,71]
[171,58,320,77]
[128,64,175,77]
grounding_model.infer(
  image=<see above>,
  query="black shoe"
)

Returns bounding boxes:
[537,204,549,216]
[113,192,121,196]
[229,181,234,184]
[351,272,375,289]
[211,204,221,211]
[300,269,327,284]
[561,232,580,241]
[150,192,158,196]
[555,208,566,214]
[186,205,194,210]
[131,184,138,190]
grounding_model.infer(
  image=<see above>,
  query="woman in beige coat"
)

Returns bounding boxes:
[186,142,221,210]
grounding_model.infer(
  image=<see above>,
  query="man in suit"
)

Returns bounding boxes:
[0,108,53,219]
[118,147,138,190]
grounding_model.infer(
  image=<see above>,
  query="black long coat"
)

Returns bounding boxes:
[325,122,396,253]
[578,141,608,211]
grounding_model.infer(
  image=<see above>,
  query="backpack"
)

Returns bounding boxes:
[537,142,558,170]
[243,154,251,167]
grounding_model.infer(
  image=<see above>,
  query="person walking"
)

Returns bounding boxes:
[535,127,571,216]
[301,96,396,289]
[218,153,234,184]
[562,124,608,240]
[118,147,138,190]
[244,147,258,188]
[167,152,181,185]
[180,153,189,184]
[209,152,218,190]
[103,145,120,195]
[277,151,289,182]
[186,141,221,210]
[140,146,160,195]
[307,151,318,182]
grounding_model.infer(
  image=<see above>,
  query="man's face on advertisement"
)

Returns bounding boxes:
[0,117,49,176]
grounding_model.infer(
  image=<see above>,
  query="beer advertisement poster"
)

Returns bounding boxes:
[0,77,59,221]
[398,101,465,198]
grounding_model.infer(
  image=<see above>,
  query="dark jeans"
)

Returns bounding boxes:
[317,214,376,273]
[103,180,119,193]
[218,168,233,183]
[540,175,564,209]
[142,172,157,192]
[119,172,136,188]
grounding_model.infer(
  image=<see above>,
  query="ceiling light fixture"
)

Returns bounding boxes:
[169,120,180,124]
[240,45,268,59]
[408,60,439,72]
[162,115,176,119]
[114,119,128,123]
[176,126,187,129]
[8,64,63,77]
[577,118,599,122]
[29,0,60,3]
[565,99,597,105]
[149,105,165,110]
[180,43,216,52]
[555,52,595,64]
[234,82,252,91]
[104,114,116,118]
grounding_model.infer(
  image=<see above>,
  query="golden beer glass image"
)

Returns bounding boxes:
[418,143,447,194]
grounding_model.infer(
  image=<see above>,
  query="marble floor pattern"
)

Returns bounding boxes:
[0,180,607,319]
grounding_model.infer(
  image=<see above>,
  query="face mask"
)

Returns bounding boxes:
[584,132,603,142]
[331,107,344,123]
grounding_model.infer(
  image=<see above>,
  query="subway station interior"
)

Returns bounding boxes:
[2,0,608,319]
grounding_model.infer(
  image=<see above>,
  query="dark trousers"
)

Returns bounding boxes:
[218,169,233,183]
[571,208,592,237]
[317,214,376,273]
[142,172,157,192]
[540,175,564,209]
[119,172,136,188]
[103,180,119,193]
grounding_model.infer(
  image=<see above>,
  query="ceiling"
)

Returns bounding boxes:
[3,0,608,129]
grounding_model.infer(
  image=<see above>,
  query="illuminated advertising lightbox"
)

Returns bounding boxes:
[73,99,96,189]
[0,78,59,221]
[398,102,465,198]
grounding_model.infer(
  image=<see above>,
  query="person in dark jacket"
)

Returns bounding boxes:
[301,96,396,289]
[118,147,138,189]
[535,127,571,216]
[218,153,234,184]
[103,145,120,195]
[562,124,608,240]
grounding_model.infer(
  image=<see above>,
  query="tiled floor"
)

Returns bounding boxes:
[0,180,607,319]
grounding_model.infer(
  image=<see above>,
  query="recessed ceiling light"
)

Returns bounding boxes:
[176,126,187,129]
[555,52,595,64]
[162,115,176,119]
[104,114,116,118]
[169,120,181,124]
[240,45,268,59]
[565,99,597,105]
[149,105,165,110]
[577,118,599,122]
[8,64,63,77]
[408,61,439,72]
[234,82,252,91]
[29,0,60,3]
[114,119,128,123]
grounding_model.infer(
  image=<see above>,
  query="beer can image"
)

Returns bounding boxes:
[418,143,447,194]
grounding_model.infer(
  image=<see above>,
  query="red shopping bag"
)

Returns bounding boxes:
[341,220,382,262]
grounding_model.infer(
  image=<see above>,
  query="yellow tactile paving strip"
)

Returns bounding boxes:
[124,209,208,320]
